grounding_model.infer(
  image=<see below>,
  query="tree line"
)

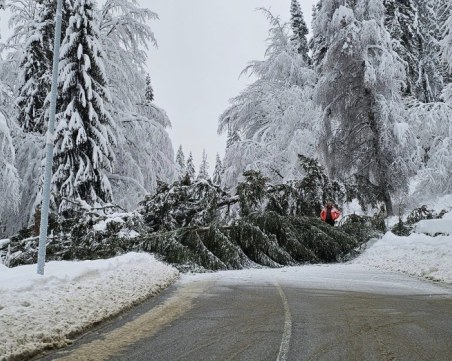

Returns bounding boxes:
[220,0,452,216]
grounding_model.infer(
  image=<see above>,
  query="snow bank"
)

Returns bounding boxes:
[354,231,452,284]
[416,219,452,235]
[0,253,179,361]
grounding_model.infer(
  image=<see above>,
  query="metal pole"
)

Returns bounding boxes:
[37,0,63,275]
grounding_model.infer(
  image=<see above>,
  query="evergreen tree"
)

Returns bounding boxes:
[212,153,224,185]
[225,125,240,149]
[0,0,5,10]
[440,0,452,96]
[53,0,115,212]
[416,0,444,103]
[383,0,420,97]
[290,0,310,64]
[16,0,64,134]
[415,0,444,103]
[197,149,209,180]
[399,1,452,200]
[186,152,196,181]
[315,0,409,215]
[145,73,154,102]
[310,1,333,71]
[175,145,185,178]
[383,0,444,102]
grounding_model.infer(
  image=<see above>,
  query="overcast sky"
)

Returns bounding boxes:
[146,0,317,170]
[1,0,317,171]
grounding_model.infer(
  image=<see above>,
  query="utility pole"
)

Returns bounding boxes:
[37,0,63,275]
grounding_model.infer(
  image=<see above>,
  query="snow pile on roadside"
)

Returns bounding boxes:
[0,253,179,361]
[416,218,452,235]
[354,230,452,284]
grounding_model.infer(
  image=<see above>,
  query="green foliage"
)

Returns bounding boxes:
[237,171,269,216]
[3,157,383,271]
[239,156,348,218]
[134,211,376,271]
[340,214,380,247]
[3,205,144,267]
[392,218,412,237]
[350,175,382,212]
[406,205,446,224]
[139,179,229,231]
[289,155,346,216]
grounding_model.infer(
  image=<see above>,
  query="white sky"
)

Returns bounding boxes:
[0,0,317,171]
[146,0,317,170]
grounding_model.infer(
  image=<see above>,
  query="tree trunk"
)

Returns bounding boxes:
[34,207,41,237]
[368,102,394,216]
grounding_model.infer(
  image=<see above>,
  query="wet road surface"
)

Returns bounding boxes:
[38,265,452,361]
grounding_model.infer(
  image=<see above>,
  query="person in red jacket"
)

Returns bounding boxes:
[320,201,341,226]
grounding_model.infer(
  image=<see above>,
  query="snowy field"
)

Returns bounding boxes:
[0,253,179,361]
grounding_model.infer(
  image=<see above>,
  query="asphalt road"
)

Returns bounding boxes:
[39,265,452,361]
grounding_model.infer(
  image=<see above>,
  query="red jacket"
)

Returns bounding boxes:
[320,207,341,222]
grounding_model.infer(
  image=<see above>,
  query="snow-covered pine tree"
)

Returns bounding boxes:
[175,145,186,179]
[0,0,76,235]
[197,150,210,180]
[436,0,452,84]
[441,0,452,101]
[383,0,420,97]
[226,126,240,149]
[53,0,116,212]
[0,0,5,10]
[310,2,323,70]
[212,153,224,186]
[290,0,310,64]
[186,152,196,181]
[314,0,409,215]
[383,0,444,103]
[406,100,452,198]
[135,72,156,119]
[414,0,444,103]
[145,73,154,102]
[16,0,68,134]
[400,0,452,198]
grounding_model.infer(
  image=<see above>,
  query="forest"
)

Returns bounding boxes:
[1,0,451,270]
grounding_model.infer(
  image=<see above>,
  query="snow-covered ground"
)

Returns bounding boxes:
[354,231,452,284]
[353,197,452,284]
[0,253,179,361]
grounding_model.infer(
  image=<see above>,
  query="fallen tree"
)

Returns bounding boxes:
[1,157,381,271]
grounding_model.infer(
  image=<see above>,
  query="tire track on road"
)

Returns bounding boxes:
[51,281,211,361]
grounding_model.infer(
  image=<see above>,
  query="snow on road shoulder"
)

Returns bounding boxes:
[0,253,179,361]
[353,231,452,284]
[416,219,452,235]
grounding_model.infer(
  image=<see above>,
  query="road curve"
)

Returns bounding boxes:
[38,264,452,361]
